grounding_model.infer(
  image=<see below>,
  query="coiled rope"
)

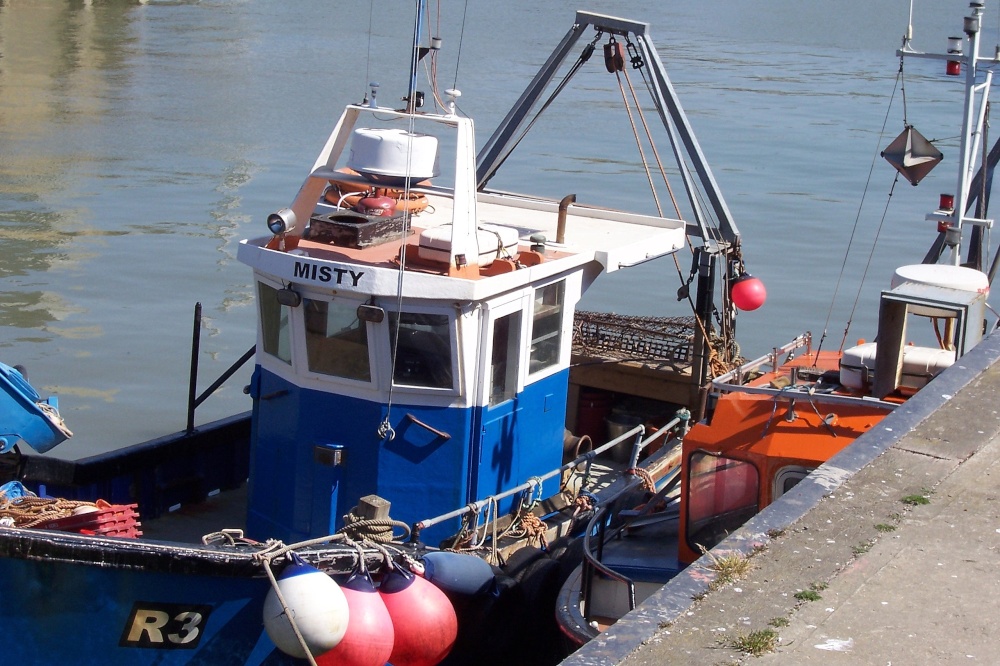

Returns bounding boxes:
[0,496,99,528]
[338,510,412,543]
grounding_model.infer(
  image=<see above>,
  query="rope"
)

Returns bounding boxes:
[515,512,547,550]
[621,58,685,220]
[0,496,99,528]
[615,69,663,216]
[337,512,412,543]
[627,467,656,493]
[259,555,320,666]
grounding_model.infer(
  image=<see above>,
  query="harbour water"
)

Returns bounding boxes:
[0,0,985,456]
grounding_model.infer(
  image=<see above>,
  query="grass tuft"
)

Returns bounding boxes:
[727,628,779,656]
[699,547,754,591]
[901,494,930,506]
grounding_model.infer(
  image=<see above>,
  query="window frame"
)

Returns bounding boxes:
[300,295,376,387]
[527,278,569,380]
[257,281,294,367]
[383,305,461,395]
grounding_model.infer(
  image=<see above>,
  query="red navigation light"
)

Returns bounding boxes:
[947,36,963,76]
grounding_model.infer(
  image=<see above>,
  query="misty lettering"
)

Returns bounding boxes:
[293,262,364,286]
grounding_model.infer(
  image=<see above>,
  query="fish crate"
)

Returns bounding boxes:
[37,503,142,538]
[572,311,696,367]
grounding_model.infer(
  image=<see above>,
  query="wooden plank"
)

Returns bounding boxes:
[570,356,693,405]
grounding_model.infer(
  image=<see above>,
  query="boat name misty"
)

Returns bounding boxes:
[293,261,365,287]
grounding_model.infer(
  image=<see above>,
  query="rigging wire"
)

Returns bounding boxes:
[615,55,699,321]
[614,66,664,217]
[453,0,470,92]
[379,0,434,442]
[812,59,903,362]
[837,174,902,355]
[612,45,739,368]
[482,31,604,183]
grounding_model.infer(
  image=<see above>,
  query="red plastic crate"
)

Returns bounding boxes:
[37,503,143,538]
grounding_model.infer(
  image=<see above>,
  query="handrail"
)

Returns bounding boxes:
[712,383,897,410]
[712,334,812,387]
[580,461,683,623]
[412,411,690,539]
[185,302,256,433]
[411,423,647,535]
[708,332,896,411]
[581,505,637,620]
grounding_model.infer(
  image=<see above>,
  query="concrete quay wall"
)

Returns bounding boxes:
[561,329,1000,665]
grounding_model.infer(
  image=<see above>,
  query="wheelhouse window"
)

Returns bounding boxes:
[303,298,371,381]
[529,280,565,374]
[258,282,292,365]
[686,451,758,554]
[490,310,521,405]
[389,312,453,389]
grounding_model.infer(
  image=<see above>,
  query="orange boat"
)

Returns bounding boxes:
[556,0,999,646]
[558,267,988,644]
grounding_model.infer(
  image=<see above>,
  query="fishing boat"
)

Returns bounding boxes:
[555,0,999,650]
[0,5,761,665]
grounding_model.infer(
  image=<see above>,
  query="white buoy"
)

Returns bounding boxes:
[262,554,350,659]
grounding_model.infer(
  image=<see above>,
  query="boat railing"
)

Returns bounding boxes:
[712,334,813,388]
[581,503,637,618]
[185,303,256,433]
[579,456,683,624]
[709,333,897,411]
[412,413,686,542]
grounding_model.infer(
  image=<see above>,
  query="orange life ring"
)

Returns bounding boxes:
[324,169,430,214]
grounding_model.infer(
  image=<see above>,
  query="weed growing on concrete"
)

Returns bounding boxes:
[700,548,753,591]
[901,494,930,506]
[852,539,874,555]
[766,528,785,539]
[768,616,790,628]
[727,628,778,656]
[874,523,897,532]
[794,588,822,601]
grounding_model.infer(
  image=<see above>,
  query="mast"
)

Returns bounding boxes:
[954,1,985,266]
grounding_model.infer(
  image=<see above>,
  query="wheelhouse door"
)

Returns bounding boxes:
[471,295,528,499]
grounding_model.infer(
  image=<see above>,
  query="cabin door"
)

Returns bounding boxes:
[471,295,528,499]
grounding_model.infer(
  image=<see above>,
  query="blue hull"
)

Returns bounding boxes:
[0,529,369,664]
[247,366,568,545]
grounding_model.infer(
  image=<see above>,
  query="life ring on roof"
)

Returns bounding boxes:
[325,168,431,214]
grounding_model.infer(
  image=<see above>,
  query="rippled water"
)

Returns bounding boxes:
[0,0,985,456]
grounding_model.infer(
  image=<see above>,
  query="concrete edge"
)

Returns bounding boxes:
[559,329,1000,666]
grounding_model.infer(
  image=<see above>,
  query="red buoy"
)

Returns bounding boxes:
[356,195,396,217]
[379,563,457,666]
[731,272,767,311]
[317,568,394,666]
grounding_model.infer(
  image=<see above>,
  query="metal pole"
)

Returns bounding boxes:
[691,248,717,420]
[186,302,202,433]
